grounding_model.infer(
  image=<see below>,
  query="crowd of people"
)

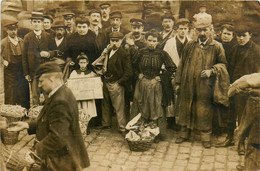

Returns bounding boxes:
[1,2,260,171]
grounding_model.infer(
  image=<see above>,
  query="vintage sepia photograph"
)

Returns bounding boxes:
[0,0,260,170]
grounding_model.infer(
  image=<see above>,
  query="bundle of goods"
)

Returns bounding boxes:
[125,113,160,151]
[1,144,36,171]
[0,104,27,122]
[78,109,91,135]
[27,105,43,119]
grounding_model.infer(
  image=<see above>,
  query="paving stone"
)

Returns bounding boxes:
[177,153,190,160]
[164,154,177,161]
[160,168,172,171]
[86,145,98,152]
[119,151,130,159]
[153,152,165,159]
[128,155,140,162]
[214,162,225,169]
[167,148,178,155]
[125,161,136,168]
[216,148,227,155]
[180,142,192,147]
[136,161,150,169]
[100,159,112,167]
[227,162,238,169]
[203,148,215,155]
[200,162,214,170]
[148,165,161,171]
[91,154,105,162]
[105,153,118,161]
[115,157,126,165]
[191,145,203,150]
[215,169,226,171]
[109,164,122,171]
[202,156,215,163]
[161,161,173,169]
[215,155,227,163]
[131,151,143,156]
[179,146,190,154]
[174,159,188,166]
[189,157,201,164]
[228,154,240,162]
[172,166,185,171]
[110,147,121,154]
[96,148,110,155]
[190,150,202,157]
[140,155,152,162]
[156,146,168,153]
[186,163,199,171]
[95,166,109,171]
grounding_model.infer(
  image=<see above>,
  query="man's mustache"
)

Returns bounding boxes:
[93,20,99,23]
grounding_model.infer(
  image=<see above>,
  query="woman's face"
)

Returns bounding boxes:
[146,35,159,50]
[78,59,88,70]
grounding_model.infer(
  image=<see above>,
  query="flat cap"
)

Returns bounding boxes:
[43,15,54,23]
[3,16,18,28]
[52,19,66,28]
[36,62,62,78]
[30,11,44,20]
[109,32,124,39]
[194,16,211,28]
[62,12,75,19]
[89,9,101,16]
[175,18,190,26]
[99,2,111,9]
[235,24,251,35]
[110,11,122,19]
[130,18,145,26]
[161,13,174,21]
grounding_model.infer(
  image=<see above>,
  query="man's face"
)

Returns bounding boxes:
[162,19,174,32]
[43,18,52,30]
[31,19,43,31]
[77,23,89,35]
[177,24,189,38]
[221,28,234,43]
[196,27,211,42]
[110,18,121,29]
[131,25,144,38]
[199,7,206,13]
[236,32,251,46]
[78,59,88,70]
[38,74,52,94]
[90,13,101,26]
[146,35,159,50]
[6,27,18,39]
[101,7,111,19]
[64,18,74,28]
[110,39,122,50]
[54,27,66,39]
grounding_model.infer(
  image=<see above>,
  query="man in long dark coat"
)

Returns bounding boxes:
[8,62,90,171]
[216,25,260,154]
[174,18,229,148]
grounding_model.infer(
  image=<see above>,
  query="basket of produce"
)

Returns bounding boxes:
[78,109,92,135]
[27,105,43,119]
[1,129,19,145]
[0,104,27,123]
[125,114,160,151]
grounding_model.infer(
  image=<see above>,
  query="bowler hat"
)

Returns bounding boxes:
[30,11,44,20]
[3,16,18,28]
[52,19,66,28]
[130,18,145,26]
[99,2,111,9]
[109,32,124,39]
[110,11,122,19]
[43,15,54,23]
[36,62,62,78]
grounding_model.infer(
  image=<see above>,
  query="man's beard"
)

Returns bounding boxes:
[199,35,207,42]
[133,32,140,38]
[56,33,63,39]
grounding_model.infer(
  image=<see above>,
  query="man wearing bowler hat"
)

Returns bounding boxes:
[158,13,175,49]
[63,12,76,36]
[2,16,30,109]
[101,32,132,135]
[174,16,229,148]
[22,12,53,105]
[8,62,90,171]
[100,2,111,29]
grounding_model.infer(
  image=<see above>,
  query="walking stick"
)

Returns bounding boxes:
[28,81,33,108]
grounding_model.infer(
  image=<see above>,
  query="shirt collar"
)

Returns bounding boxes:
[176,35,187,44]
[8,36,19,45]
[199,38,209,46]
[34,30,42,36]
[112,27,120,32]
[48,84,63,98]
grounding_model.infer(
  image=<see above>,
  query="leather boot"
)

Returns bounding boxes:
[215,136,235,147]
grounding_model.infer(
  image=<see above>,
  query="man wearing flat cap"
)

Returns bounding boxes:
[1,16,30,109]
[158,13,175,49]
[100,2,111,30]
[99,32,132,135]
[43,14,55,36]
[216,24,260,153]
[174,16,229,148]
[8,62,90,171]
[22,11,53,105]
[63,12,76,36]
[104,11,129,44]
[89,9,107,58]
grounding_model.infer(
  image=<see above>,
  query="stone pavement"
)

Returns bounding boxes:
[84,125,244,171]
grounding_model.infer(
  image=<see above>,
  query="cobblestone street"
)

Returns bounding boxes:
[83,120,244,171]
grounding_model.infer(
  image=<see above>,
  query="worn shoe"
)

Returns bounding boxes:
[238,141,245,155]
[175,137,188,144]
[215,137,235,147]
[236,164,244,171]
[202,141,211,148]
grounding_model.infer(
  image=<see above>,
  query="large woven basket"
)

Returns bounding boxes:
[4,116,22,123]
[126,138,154,152]
[1,129,19,145]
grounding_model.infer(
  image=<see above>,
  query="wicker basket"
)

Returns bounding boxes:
[126,138,154,152]
[1,129,19,145]
[4,116,22,124]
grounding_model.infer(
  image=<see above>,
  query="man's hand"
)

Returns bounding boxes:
[126,37,135,46]
[40,51,50,58]
[25,75,31,82]
[201,70,212,78]
[175,84,180,94]
[7,121,29,132]
[3,60,9,67]
[138,73,144,80]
